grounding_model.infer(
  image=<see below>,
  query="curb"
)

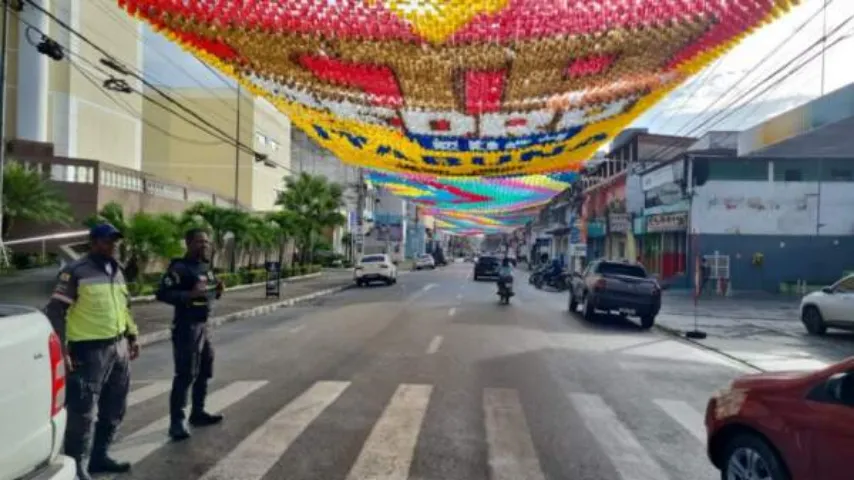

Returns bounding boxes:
[136,283,353,347]
[653,323,765,373]
[130,272,323,304]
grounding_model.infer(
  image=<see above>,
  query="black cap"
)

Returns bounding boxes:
[89,223,123,240]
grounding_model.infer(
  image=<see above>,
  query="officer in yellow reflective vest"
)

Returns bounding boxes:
[44,223,140,480]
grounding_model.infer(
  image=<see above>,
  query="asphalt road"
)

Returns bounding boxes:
[110,263,749,480]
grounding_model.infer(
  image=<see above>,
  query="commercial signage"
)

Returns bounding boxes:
[569,244,587,257]
[607,213,630,234]
[646,212,688,233]
[642,162,681,192]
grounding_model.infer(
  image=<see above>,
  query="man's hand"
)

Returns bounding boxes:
[129,340,141,360]
[215,279,224,298]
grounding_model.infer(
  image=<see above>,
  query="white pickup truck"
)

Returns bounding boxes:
[0,305,76,480]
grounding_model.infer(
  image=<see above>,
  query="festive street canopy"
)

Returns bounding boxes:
[365,171,576,213]
[118,0,795,178]
[426,206,542,235]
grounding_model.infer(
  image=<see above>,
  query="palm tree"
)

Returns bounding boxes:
[275,172,346,264]
[267,210,296,268]
[84,202,130,260]
[182,203,245,270]
[2,160,73,236]
[240,216,277,268]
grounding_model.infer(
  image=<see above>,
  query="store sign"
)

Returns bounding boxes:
[569,244,587,257]
[608,213,630,234]
[646,212,688,233]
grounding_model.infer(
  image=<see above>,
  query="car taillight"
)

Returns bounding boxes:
[652,284,661,295]
[48,331,66,416]
[594,279,607,290]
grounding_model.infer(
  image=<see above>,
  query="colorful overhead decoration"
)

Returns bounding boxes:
[365,171,576,213]
[427,207,542,235]
[118,0,795,177]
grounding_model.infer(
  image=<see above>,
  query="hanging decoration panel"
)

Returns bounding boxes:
[118,0,796,177]
[365,171,576,213]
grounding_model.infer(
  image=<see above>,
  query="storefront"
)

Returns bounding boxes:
[641,211,688,279]
[606,212,630,260]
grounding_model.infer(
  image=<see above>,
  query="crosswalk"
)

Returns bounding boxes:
[108,378,715,480]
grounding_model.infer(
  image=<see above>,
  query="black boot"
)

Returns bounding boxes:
[89,424,131,474]
[169,420,191,441]
[88,456,131,474]
[189,411,223,427]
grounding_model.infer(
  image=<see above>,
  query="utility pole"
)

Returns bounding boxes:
[0,2,11,269]
[233,83,241,207]
[355,167,365,259]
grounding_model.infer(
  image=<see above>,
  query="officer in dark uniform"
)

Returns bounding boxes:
[156,228,224,440]
[44,224,140,480]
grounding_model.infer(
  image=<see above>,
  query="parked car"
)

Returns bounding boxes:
[354,254,398,286]
[414,254,436,270]
[800,274,854,335]
[568,260,661,328]
[0,304,76,480]
[706,357,854,480]
[473,255,500,281]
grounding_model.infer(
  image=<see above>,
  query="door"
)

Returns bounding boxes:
[806,371,854,480]
[823,276,854,324]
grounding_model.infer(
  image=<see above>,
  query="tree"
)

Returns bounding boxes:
[275,172,346,264]
[2,160,73,236]
[267,210,296,268]
[182,203,247,270]
[84,202,183,279]
[240,216,277,268]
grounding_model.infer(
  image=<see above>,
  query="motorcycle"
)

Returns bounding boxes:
[528,264,548,285]
[497,277,514,305]
[534,268,570,291]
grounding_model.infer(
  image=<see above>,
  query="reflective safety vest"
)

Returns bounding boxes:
[64,256,139,342]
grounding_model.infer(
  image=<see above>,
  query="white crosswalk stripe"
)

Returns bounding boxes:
[569,393,673,480]
[345,384,432,480]
[200,381,350,480]
[127,381,172,407]
[483,388,547,480]
[653,399,707,442]
[111,381,267,466]
[109,381,714,480]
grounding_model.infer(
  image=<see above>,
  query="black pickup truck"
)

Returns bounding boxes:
[568,260,662,329]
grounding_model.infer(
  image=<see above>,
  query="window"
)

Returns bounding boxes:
[820,159,854,182]
[361,255,386,263]
[596,262,646,278]
[707,159,768,181]
[835,276,854,293]
[773,159,818,182]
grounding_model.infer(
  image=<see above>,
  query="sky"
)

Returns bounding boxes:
[139,0,854,140]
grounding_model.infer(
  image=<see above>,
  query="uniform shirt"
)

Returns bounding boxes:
[45,254,139,344]
[498,265,513,277]
[156,257,220,323]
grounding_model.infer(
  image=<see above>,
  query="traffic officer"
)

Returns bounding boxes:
[44,223,140,480]
[156,228,224,441]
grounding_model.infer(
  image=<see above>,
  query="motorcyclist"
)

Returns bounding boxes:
[542,256,563,284]
[497,258,513,294]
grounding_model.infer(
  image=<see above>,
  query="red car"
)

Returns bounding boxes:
[705,358,854,480]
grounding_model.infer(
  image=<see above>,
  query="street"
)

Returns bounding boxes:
[112,263,748,480]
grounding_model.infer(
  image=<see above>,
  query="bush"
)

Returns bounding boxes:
[219,272,240,288]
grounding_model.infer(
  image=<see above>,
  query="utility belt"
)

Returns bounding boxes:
[67,334,126,350]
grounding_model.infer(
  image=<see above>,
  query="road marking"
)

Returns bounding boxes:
[483,388,546,480]
[199,381,350,480]
[569,393,670,480]
[653,399,706,442]
[127,381,172,407]
[448,307,457,317]
[456,293,463,300]
[289,325,305,334]
[346,384,432,480]
[426,335,443,354]
[422,283,436,292]
[111,381,267,466]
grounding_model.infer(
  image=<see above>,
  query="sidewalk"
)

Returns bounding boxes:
[132,271,354,344]
[655,296,854,372]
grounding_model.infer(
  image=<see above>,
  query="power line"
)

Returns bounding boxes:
[13,5,297,174]
[640,1,846,162]
[19,0,262,160]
